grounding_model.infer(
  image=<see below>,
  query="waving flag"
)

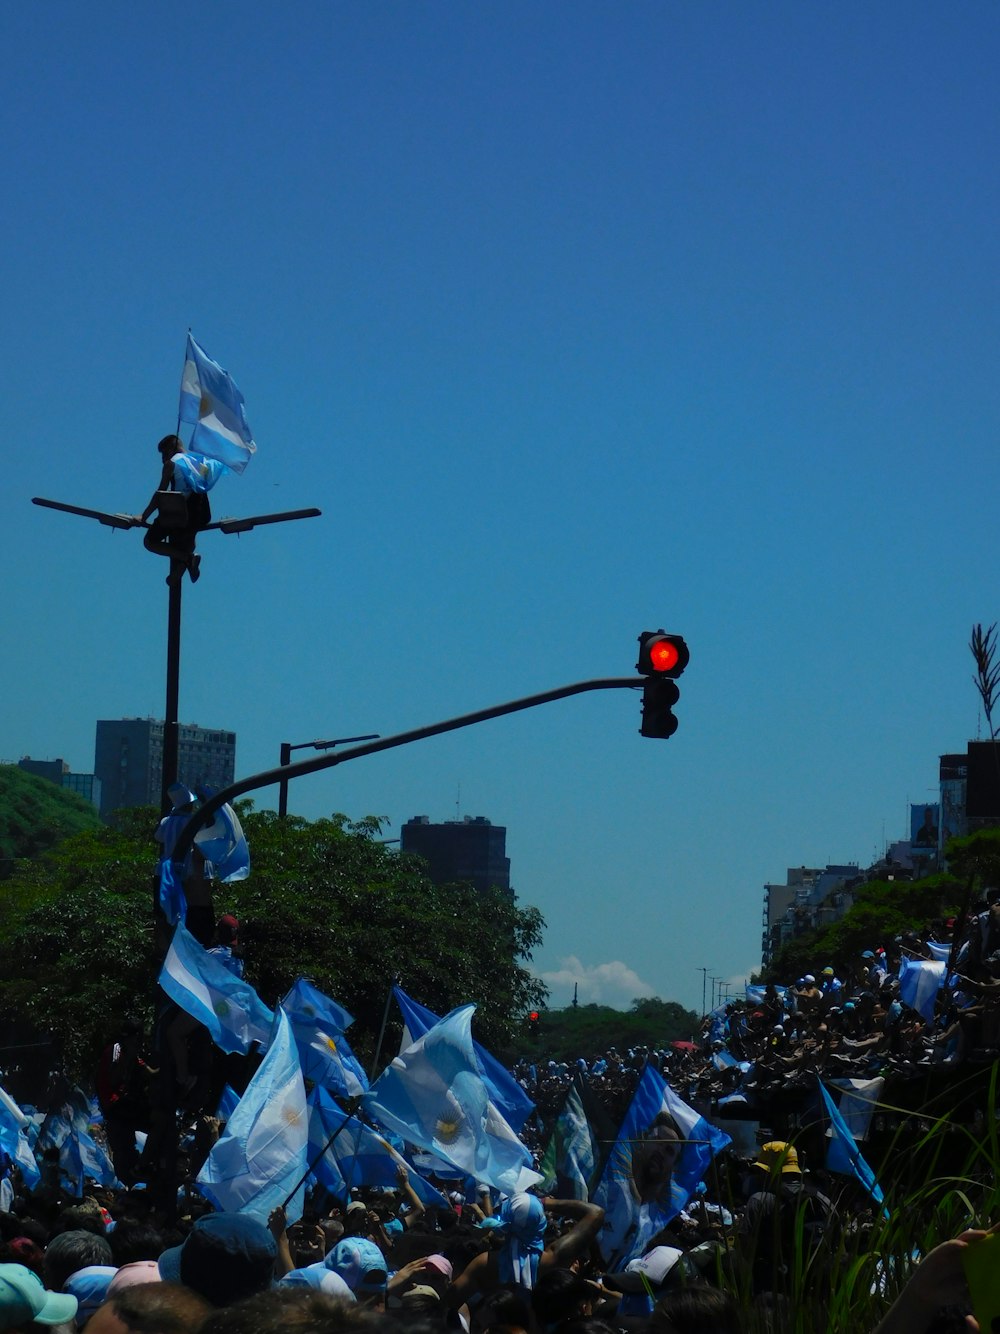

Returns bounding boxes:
[819,1081,885,1209]
[538,1071,613,1201]
[197,1010,308,1222]
[179,334,256,473]
[594,1065,731,1269]
[307,1086,447,1206]
[160,923,273,1055]
[365,1005,540,1196]
[280,979,368,1100]
[195,802,250,883]
[0,1086,40,1189]
[899,956,947,1022]
[393,986,534,1131]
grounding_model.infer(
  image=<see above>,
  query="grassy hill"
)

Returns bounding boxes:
[0,765,102,867]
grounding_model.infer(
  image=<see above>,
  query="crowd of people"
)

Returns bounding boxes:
[2,894,1000,1332]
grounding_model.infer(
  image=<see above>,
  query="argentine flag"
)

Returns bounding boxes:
[160,923,273,1055]
[394,986,534,1131]
[280,978,368,1100]
[365,1005,541,1197]
[194,802,250,884]
[197,1010,309,1222]
[179,334,256,473]
[899,956,947,1022]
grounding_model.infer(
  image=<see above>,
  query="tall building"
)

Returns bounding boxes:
[94,718,236,821]
[401,815,511,895]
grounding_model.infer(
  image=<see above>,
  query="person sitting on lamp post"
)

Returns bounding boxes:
[134,435,223,587]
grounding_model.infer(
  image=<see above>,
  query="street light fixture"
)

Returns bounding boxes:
[277,735,379,818]
[32,496,321,811]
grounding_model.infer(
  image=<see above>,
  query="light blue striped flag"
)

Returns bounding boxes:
[280,979,368,1100]
[197,1010,308,1222]
[899,956,947,1022]
[160,923,273,1055]
[393,986,534,1131]
[0,1086,40,1188]
[819,1081,886,1209]
[179,334,256,473]
[365,1005,540,1196]
[194,802,250,883]
[307,1086,447,1206]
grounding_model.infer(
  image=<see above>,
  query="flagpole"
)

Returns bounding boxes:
[370,978,400,1081]
[282,1094,362,1211]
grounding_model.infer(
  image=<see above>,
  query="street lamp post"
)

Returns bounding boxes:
[277,735,379,819]
[32,497,321,811]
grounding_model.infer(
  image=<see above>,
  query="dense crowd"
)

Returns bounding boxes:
[2,890,1000,1332]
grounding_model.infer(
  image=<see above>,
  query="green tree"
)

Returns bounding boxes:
[0,765,102,870]
[0,804,547,1076]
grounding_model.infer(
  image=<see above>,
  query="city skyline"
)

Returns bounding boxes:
[5,3,999,1015]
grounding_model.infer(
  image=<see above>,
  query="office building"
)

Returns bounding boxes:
[401,815,511,895]
[94,718,236,821]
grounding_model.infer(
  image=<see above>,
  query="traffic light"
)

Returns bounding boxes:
[528,1011,540,1042]
[637,630,688,738]
[636,631,689,678]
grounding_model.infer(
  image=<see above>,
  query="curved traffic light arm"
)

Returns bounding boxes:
[169,676,643,870]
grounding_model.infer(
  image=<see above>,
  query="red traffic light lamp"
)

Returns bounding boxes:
[637,631,689,678]
[637,630,688,738]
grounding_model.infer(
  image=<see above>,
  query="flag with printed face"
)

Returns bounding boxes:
[594,1065,731,1269]
[365,1005,540,1196]
[160,923,273,1055]
[307,1086,447,1206]
[197,1010,308,1222]
[280,979,368,1100]
[179,334,256,473]
[393,986,534,1131]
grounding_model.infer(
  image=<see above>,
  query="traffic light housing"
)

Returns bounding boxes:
[637,630,688,739]
[641,677,680,738]
[528,1011,540,1042]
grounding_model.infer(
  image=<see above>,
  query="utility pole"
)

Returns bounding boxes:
[698,966,709,1017]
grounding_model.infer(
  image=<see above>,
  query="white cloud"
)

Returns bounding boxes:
[537,956,657,1010]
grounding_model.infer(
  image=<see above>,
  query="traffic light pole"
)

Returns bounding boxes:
[170,676,644,868]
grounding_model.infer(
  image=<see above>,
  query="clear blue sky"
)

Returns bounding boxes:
[5,3,998,1016]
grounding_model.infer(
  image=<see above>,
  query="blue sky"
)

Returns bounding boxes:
[5,3,999,1016]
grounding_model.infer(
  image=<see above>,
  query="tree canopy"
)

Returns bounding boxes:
[0,765,102,868]
[514,995,699,1063]
[0,804,547,1076]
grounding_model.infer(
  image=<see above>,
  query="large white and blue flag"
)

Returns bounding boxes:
[160,923,273,1055]
[594,1065,731,1269]
[393,986,535,1131]
[195,802,250,884]
[197,1010,308,1222]
[899,956,947,1023]
[365,1005,541,1197]
[307,1086,447,1206]
[0,1086,40,1189]
[280,979,368,1100]
[819,1081,886,1210]
[179,334,256,473]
